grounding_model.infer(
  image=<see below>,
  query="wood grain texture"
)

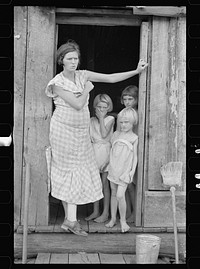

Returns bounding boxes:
[14,6,28,227]
[22,6,55,226]
[147,16,186,191]
[144,191,186,227]
[14,232,186,258]
[136,21,149,226]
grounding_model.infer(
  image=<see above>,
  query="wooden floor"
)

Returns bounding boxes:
[34,252,136,264]
[49,195,137,233]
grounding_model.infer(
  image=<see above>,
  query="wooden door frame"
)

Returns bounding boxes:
[55,9,150,226]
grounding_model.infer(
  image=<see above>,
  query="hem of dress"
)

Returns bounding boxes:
[51,192,104,205]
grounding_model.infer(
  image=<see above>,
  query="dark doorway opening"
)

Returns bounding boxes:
[49,24,140,226]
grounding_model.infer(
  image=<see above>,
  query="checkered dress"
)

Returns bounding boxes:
[45,70,103,204]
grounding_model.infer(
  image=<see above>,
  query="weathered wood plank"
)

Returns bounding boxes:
[147,16,186,192]
[35,253,51,264]
[147,17,170,190]
[23,6,55,225]
[69,253,100,264]
[50,253,69,264]
[136,21,149,226]
[144,191,186,227]
[176,17,186,192]
[130,6,186,17]
[56,14,142,26]
[56,7,134,16]
[99,253,125,264]
[56,7,186,17]
[14,232,186,259]
[14,6,28,227]
[123,254,136,264]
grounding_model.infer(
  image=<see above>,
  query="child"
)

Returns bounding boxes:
[120,85,138,223]
[105,107,138,232]
[85,94,115,223]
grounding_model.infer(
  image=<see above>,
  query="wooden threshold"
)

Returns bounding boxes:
[14,232,186,259]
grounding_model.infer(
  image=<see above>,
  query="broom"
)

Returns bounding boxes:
[160,161,183,264]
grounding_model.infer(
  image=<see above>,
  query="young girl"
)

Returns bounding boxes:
[120,85,138,223]
[85,94,115,223]
[105,107,138,233]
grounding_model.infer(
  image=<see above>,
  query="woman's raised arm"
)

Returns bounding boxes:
[86,59,148,83]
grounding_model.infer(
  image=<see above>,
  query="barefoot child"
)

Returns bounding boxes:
[85,94,115,223]
[106,107,138,232]
[120,85,138,223]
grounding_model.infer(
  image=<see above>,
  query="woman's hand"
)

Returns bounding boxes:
[85,81,94,92]
[136,59,148,74]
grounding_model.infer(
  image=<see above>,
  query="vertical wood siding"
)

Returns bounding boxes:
[14,6,28,227]
[147,17,186,191]
[14,6,56,226]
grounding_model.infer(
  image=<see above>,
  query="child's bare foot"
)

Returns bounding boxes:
[94,213,109,223]
[105,219,116,228]
[85,212,100,221]
[120,220,130,233]
[126,213,135,223]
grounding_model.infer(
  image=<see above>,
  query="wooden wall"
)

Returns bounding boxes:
[14,6,55,226]
[14,7,186,228]
[143,16,186,227]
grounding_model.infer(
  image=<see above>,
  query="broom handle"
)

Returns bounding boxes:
[22,163,30,264]
[170,186,179,264]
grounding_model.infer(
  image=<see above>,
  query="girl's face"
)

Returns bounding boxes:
[119,117,133,133]
[122,95,136,108]
[96,101,109,113]
[63,51,79,71]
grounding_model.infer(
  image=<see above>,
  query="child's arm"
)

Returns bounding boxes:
[130,138,138,179]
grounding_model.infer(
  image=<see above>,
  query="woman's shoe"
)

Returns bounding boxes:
[61,220,88,236]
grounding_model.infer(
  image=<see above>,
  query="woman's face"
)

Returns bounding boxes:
[62,51,79,71]
[122,95,137,108]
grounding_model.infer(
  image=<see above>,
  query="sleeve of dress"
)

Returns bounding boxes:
[78,70,87,88]
[45,74,64,98]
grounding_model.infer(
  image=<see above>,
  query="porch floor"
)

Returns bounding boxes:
[49,196,137,233]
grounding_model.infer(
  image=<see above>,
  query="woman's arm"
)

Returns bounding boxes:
[86,59,148,83]
[53,81,94,110]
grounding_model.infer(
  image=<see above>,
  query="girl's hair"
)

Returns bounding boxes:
[57,39,81,67]
[117,107,138,128]
[121,85,138,105]
[93,94,113,112]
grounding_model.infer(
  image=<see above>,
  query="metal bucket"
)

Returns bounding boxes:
[136,234,161,264]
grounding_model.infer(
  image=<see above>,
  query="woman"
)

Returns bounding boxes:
[45,39,148,236]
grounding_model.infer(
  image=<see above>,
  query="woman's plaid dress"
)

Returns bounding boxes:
[45,70,103,204]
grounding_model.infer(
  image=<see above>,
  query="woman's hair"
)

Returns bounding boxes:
[57,39,81,66]
[121,85,138,105]
[117,107,138,128]
[93,94,113,112]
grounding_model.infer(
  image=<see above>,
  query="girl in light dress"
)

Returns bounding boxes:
[85,94,115,223]
[105,107,138,233]
[120,85,138,223]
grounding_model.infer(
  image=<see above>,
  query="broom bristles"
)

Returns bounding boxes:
[160,161,183,186]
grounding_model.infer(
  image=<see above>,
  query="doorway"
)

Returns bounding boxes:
[49,23,141,226]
